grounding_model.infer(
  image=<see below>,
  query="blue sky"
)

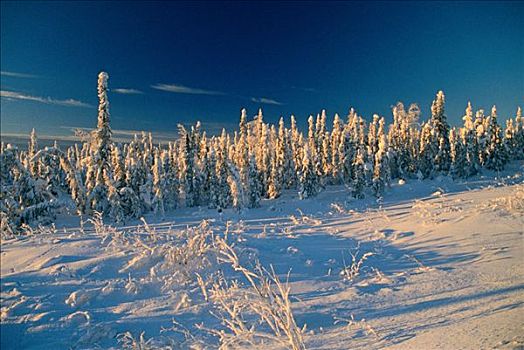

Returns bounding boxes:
[1,1,523,138]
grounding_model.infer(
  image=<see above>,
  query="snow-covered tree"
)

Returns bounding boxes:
[352,148,366,199]
[247,154,261,208]
[268,117,286,199]
[227,162,243,210]
[461,102,480,177]
[407,103,421,128]
[484,105,507,171]
[85,72,113,215]
[3,82,524,229]
[330,113,343,184]
[92,71,112,168]
[27,128,39,176]
[475,109,487,166]
[511,107,523,159]
[431,91,451,173]
[298,144,319,200]
[372,134,390,197]
[162,148,179,210]
[107,170,125,223]
[60,155,87,214]
[180,129,198,207]
[290,115,302,187]
[151,151,165,216]
[419,122,437,179]
[450,128,467,178]
[111,144,125,186]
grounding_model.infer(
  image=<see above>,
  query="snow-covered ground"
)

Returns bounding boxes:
[2,163,523,349]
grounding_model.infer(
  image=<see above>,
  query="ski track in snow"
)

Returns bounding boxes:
[1,164,524,349]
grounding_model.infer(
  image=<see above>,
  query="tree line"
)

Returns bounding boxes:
[1,72,522,234]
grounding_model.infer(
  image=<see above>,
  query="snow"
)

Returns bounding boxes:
[1,163,524,349]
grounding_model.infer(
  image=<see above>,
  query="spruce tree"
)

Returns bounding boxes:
[182,131,197,207]
[450,128,467,178]
[151,151,165,216]
[475,109,487,166]
[247,154,261,208]
[162,148,179,210]
[268,117,286,198]
[431,91,451,173]
[484,105,507,171]
[85,72,113,215]
[216,138,232,210]
[92,72,112,169]
[298,144,319,199]
[331,113,343,184]
[290,115,301,187]
[352,148,366,199]
[419,122,437,178]
[107,169,125,223]
[461,102,480,177]
[513,107,523,159]
[373,134,390,197]
[111,144,126,190]
[27,128,39,176]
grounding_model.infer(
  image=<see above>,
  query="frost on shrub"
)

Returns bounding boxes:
[197,236,306,350]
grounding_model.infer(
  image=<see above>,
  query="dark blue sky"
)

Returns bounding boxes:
[1,1,523,138]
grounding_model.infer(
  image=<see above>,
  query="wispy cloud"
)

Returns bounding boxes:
[151,83,225,96]
[1,90,92,108]
[112,88,143,95]
[290,86,316,92]
[250,97,283,105]
[1,71,39,79]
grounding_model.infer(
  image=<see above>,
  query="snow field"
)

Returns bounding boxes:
[1,169,524,349]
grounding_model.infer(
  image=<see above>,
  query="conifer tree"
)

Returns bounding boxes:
[247,154,261,208]
[86,72,113,215]
[111,144,126,190]
[368,114,380,162]
[475,109,487,166]
[298,144,319,199]
[352,148,366,199]
[513,107,523,159]
[331,113,343,184]
[60,156,87,214]
[340,119,355,184]
[162,148,179,210]
[419,122,437,178]
[450,128,467,178]
[151,151,165,216]
[181,131,197,207]
[88,167,109,214]
[236,108,252,207]
[461,102,480,177]
[206,142,219,208]
[107,169,125,223]
[92,72,112,168]
[484,105,507,171]
[431,91,451,173]
[504,119,516,159]
[27,128,39,176]
[290,115,301,187]
[216,132,232,210]
[373,134,390,197]
[407,103,421,128]
[227,162,243,210]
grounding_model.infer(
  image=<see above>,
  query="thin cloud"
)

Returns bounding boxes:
[1,90,92,108]
[290,86,316,92]
[151,83,225,96]
[112,88,143,94]
[250,97,284,105]
[1,71,39,78]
